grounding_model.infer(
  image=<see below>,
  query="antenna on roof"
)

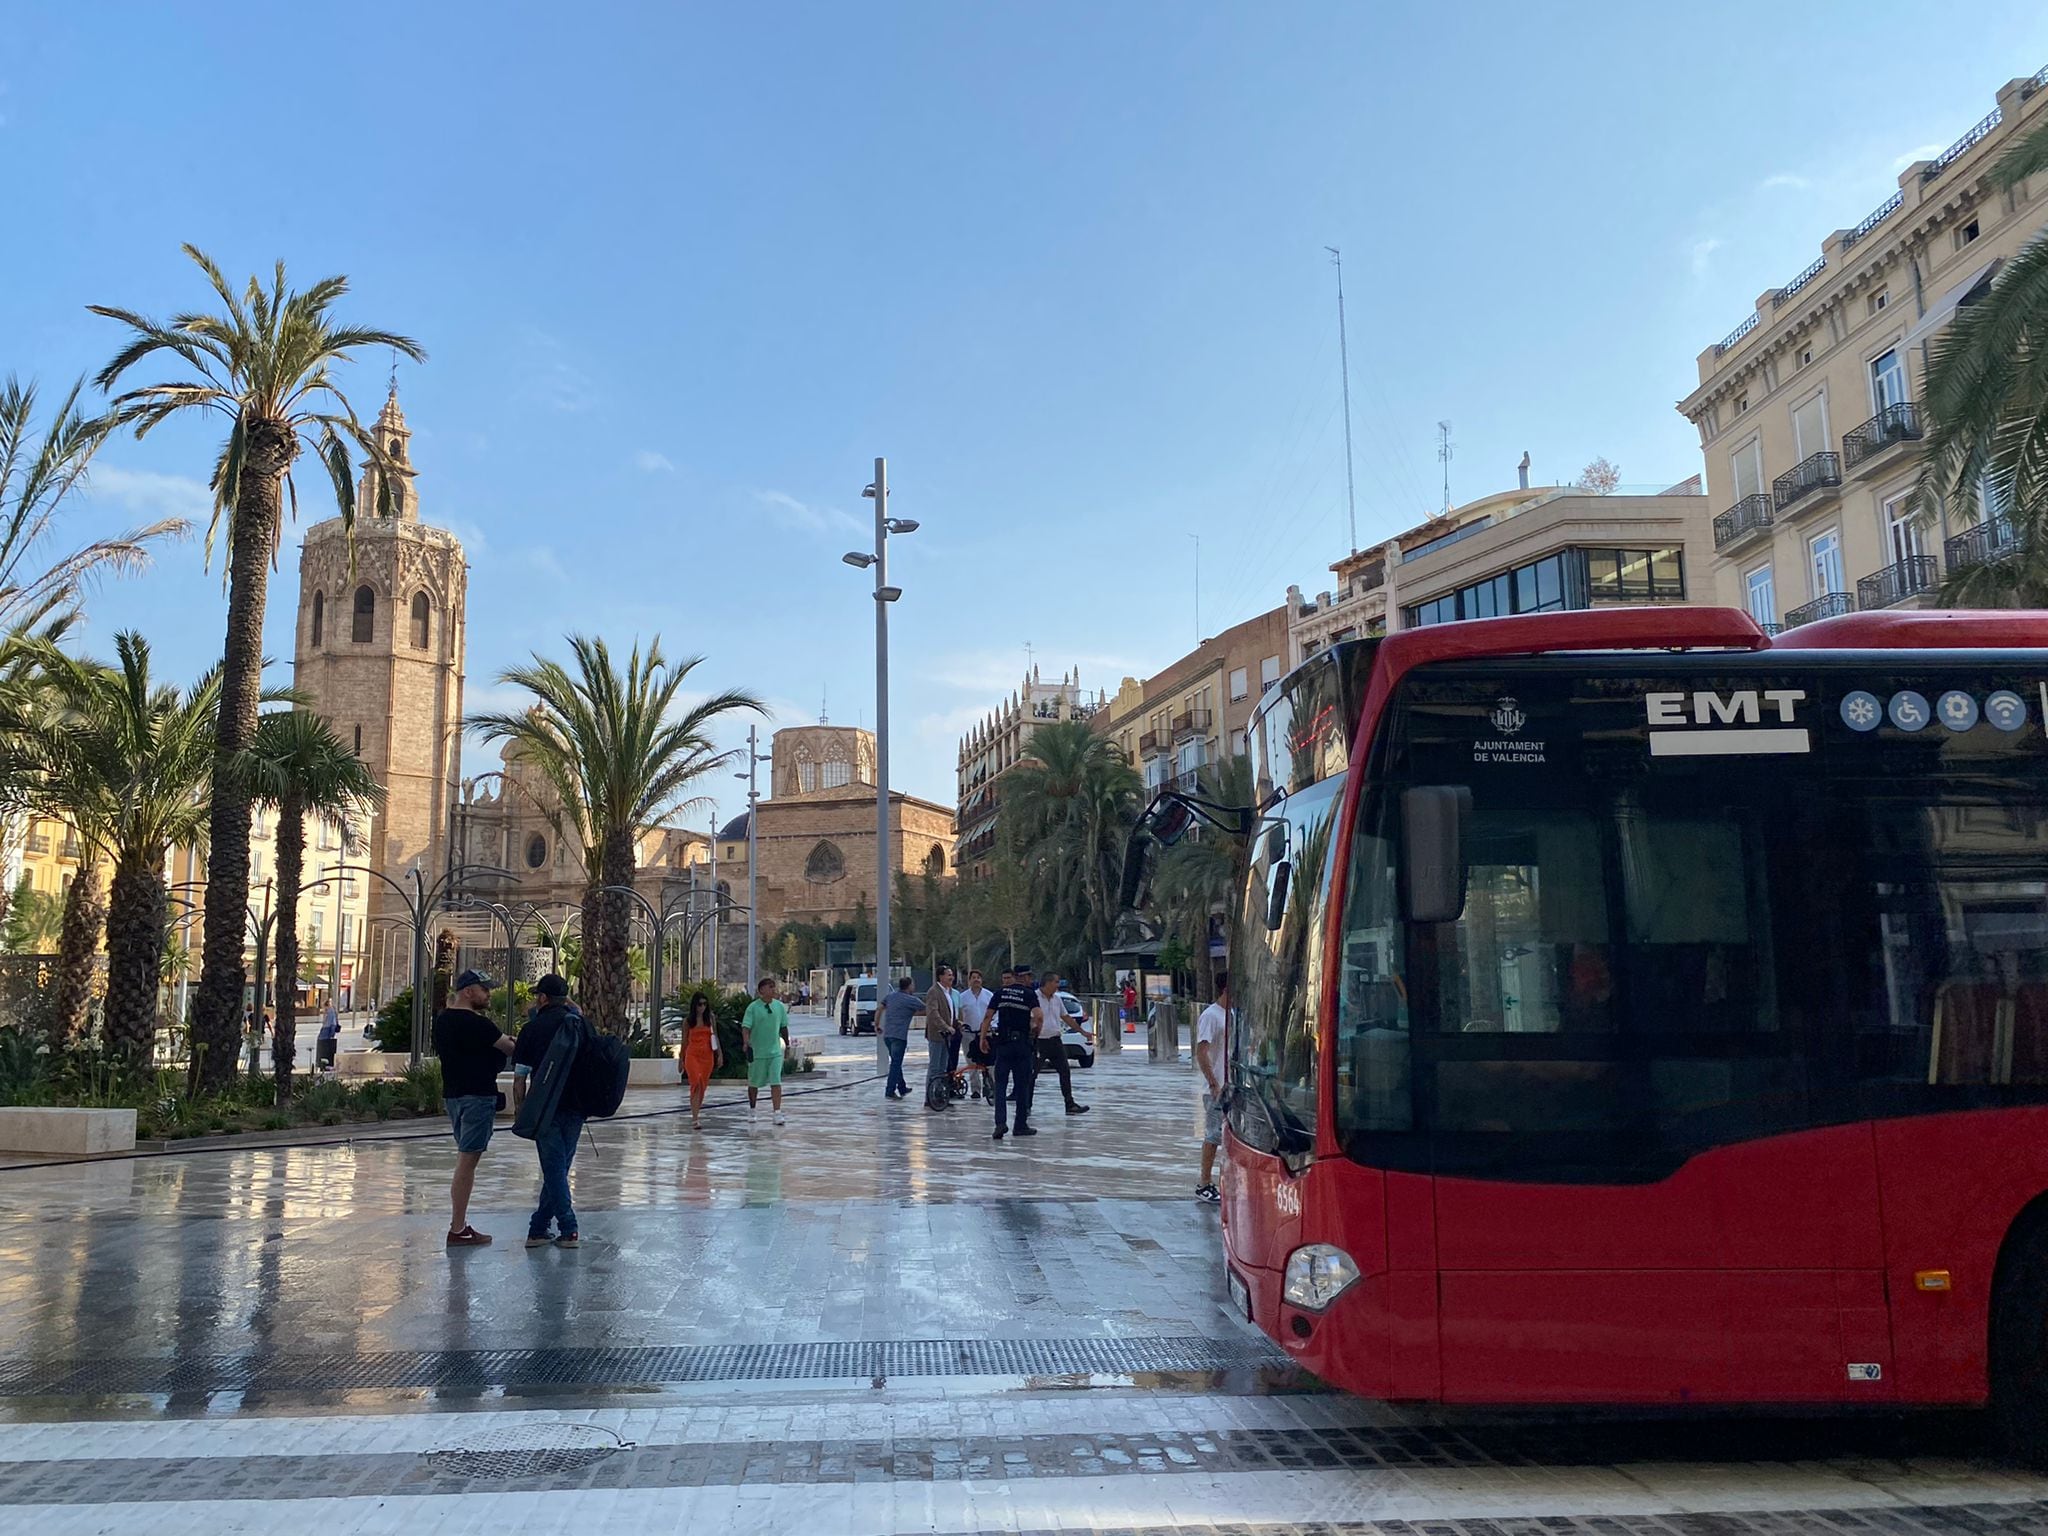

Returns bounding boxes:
[1437,421,1455,516]
[820,685,829,725]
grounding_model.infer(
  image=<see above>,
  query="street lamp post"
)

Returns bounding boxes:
[843,456,917,986]
[736,725,770,983]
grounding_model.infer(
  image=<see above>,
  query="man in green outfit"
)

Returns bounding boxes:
[742,976,790,1130]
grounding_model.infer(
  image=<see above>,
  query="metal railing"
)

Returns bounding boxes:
[1945,516,2019,572]
[1714,311,1761,356]
[1138,730,1165,756]
[1784,592,1853,628]
[1773,451,1842,513]
[2027,64,2048,100]
[1171,708,1212,737]
[1858,556,1940,610]
[1774,256,1827,307]
[1842,402,1923,469]
[1924,109,2002,181]
[1712,494,1775,550]
[24,834,48,854]
[1758,622,1785,637]
[1843,190,1904,249]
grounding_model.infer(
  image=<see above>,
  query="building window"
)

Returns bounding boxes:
[1585,548,1685,602]
[1868,289,1889,316]
[1259,655,1281,688]
[1230,728,1247,758]
[1792,393,1828,462]
[1956,218,1981,250]
[804,840,846,883]
[352,585,375,643]
[353,724,362,754]
[924,845,946,876]
[1883,492,1925,567]
[1229,667,1248,701]
[1870,348,1907,413]
[526,833,547,869]
[1798,347,1813,368]
[1745,563,1776,627]
[1731,436,1764,502]
[410,592,430,649]
[821,748,851,789]
[1735,396,1748,414]
[310,591,324,646]
[1809,527,1845,597]
[310,909,323,948]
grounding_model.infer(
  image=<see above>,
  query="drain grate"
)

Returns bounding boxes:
[421,1423,634,1480]
[0,1333,1288,1398]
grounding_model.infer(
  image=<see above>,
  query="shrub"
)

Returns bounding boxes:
[399,1061,443,1113]
[0,1026,47,1104]
[372,989,415,1053]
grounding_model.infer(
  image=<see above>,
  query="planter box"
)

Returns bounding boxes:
[628,1057,678,1087]
[0,1106,137,1155]
[333,1050,410,1079]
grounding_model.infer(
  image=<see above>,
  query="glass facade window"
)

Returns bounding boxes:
[1586,547,1686,602]
[1407,549,1650,629]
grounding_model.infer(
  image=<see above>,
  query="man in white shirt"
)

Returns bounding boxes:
[1195,972,1230,1204]
[1031,971,1089,1116]
[956,969,994,1101]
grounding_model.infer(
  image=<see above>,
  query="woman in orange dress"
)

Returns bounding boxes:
[680,991,721,1129]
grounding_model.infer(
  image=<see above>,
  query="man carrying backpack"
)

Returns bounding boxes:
[511,974,592,1249]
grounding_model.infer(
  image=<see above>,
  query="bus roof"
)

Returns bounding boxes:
[1768,609,2048,651]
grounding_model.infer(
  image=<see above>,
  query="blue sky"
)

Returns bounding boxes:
[6,2,2048,817]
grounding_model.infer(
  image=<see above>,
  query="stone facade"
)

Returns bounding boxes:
[954,667,1104,879]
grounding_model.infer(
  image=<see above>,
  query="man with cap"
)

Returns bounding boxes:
[433,968,516,1246]
[979,962,1041,1140]
[511,974,591,1248]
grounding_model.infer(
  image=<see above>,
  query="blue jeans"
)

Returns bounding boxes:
[883,1036,909,1095]
[529,1111,585,1239]
[992,1042,1035,1131]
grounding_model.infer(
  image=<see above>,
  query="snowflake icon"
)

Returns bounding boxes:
[1846,697,1877,726]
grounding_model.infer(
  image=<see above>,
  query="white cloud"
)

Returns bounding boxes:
[751,489,865,538]
[1892,143,1946,173]
[633,450,675,474]
[1759,172,1809,192]
[82,463,212,523]
[1688,237,1725,278]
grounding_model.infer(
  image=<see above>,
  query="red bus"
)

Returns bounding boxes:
[1135,607,2048,1450]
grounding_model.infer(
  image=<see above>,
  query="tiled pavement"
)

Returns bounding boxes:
[2,1018,2045,1532]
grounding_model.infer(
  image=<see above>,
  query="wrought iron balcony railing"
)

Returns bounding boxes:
[1857,556,1940,611]
[1712,494,1775,550]
[1773,452,1842,514]
[1138,730,1165,756]
[1172,708,1212,738]
[1945,516,2019,573]
[1842,402,1922,470]
[1784,591,1853,628]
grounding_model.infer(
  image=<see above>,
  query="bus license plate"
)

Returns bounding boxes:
[1228,1270,1251,1321]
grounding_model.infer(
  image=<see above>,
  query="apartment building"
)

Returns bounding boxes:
[954,666,1104,879]
[1678,68,2048,630]
[1285,478,1711,662]
[1097,607,1289,793]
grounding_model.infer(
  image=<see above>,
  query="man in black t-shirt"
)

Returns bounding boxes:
[979,962,1040,1140]
[433,969,515,1247]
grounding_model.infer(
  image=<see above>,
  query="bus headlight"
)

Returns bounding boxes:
[1282,1245,1360,1311]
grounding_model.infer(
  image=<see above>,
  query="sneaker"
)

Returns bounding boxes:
[554,1233,580,1249]
[773,1112,786,1127]
[1195,1185,1221,1204]
[1065,1103,1090,1115]
[1014,1124,1039,1137]
[992,1126,1006,1140]
[446,1226,492,1247]
[525,1235,553,1249]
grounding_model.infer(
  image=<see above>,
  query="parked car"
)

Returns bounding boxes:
[1055,990,1096,1069]
[836,976,879,1035]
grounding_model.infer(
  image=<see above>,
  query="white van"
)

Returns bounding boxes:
[835,976,879,1036]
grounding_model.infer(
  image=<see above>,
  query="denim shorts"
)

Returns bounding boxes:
[445,1094,497,1154]
[1202,1091,1222,1147]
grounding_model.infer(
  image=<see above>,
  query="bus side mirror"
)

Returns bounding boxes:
[1400,786,1471,924]
[1266,860,1292,931]
[1119,835,1152,911]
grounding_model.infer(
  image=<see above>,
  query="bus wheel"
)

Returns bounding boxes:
[1990,1215,2048,1466]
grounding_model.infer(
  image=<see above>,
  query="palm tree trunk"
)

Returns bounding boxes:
[190,429,291,1090]
[50,852,105,1048]
[270,796,303,1098]
[103,852,167,1069]
[584,829,635,1033]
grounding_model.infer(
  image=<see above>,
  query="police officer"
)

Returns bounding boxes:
[980,962,1040,1140]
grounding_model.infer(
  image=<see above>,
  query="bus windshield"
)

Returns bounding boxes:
[1335,656,2048,1183]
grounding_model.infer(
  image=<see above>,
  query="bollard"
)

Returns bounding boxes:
[1147,999,1182,1063]
[1093,998,1120,1055]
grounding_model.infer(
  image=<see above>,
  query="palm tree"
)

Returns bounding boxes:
[470,636,763,1033]
[1917,114,2048,606]
[1149,755,1255,999]
[237,710,382,1095]
[1000,720,1142,985]
[35,635,221,1067]
[92,247,422,1087]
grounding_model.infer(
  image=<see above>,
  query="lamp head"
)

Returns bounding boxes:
[841,551,875,569]
[862,484,877,499]
[877,585,903,602]
[885,517,919,534]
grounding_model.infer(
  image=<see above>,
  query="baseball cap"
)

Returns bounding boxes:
[534,973,570,999]
[454,968,494,992]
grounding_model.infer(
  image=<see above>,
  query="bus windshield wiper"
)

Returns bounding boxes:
[1243,1070,1313,1156]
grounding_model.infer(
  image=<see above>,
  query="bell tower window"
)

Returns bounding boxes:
[411,592,430,649]
[352,585,376,643]
[310,591,324,646]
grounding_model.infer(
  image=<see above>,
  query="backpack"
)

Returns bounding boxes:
[573,1028,632,1118]
[513,1007,588,1140]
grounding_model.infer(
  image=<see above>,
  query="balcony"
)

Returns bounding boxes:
[1945,516,2020,573]
[1842,403,1922,472]
[1138,730,1166,757]
[1171,708,1212,739]
[1858,556,1941,611]
[25,833,48,854]
[1772,452,1842,516]
[1784,592,1853,628]
[59,838,81,860]
[1712,494,1775,552]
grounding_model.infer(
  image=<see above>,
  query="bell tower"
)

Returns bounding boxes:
[293,382,468,953]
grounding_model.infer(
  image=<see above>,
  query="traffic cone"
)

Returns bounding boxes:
[1125,1016,1136,1035]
